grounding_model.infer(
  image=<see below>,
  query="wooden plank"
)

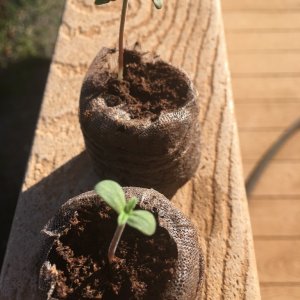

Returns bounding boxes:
[243,162,300,195]
[223,0,300,297]
[229,52,300,74]
[249,199,300,236]
[255,240,300,283]
[261,285,300,300]
[239,130,300,160]
[235,102,300,129]
[226,32,300,52]
[0,0,260,299]
[232,77,300,99]
[222,0,300,10]
[234,98,300,104]
[224,12,300,31]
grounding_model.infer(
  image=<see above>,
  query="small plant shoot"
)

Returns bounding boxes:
[95,0,163,80]
[95,180,156,263]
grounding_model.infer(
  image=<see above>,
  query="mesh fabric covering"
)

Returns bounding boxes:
[39,188,205,300]
[79,48,201,197]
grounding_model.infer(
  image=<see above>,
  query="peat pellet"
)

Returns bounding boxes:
[39,188,205,300]
[79,48,201,197]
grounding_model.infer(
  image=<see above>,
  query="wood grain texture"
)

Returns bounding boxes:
[0,0,260,299]
[255,240,300,283]
[232,77,300,99]
[260,285,300,300]
[229,52,300,75]
[235,103,300,129]
[224,12,300,31]
[239,130,300,160]
[243,162,300,195]
[249,199,300,236]
[222,0,300,10]
[226,32,300,52]
[223,0,300,298]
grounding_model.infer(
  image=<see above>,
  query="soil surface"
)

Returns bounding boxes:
[103,50,190,121]
[48,205,178,299]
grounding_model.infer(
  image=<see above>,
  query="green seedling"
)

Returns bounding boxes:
[95,180,156,263]
[95,0,163,80]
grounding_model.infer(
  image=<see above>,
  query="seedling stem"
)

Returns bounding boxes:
[118,0,129,80]
[95,0,163,80]
[95,180,156,263]
[108,223,125,263]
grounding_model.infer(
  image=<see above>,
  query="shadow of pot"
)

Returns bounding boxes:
[79,48,201,198]
[39,187,204,299]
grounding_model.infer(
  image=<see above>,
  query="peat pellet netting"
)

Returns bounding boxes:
[39,188,204,299]
[79,48,201,197]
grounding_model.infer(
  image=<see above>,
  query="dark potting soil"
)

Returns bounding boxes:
[103,50,190,121]
[48,205,178,299]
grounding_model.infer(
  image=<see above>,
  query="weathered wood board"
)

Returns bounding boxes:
[0,0,260,299]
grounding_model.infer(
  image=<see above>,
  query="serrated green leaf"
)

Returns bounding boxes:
[127,210,156,235]
[95,180,126,214]
[95,0,110,5]
[125,197,138,214]
[152,0,163,9]
[118,211,129,225]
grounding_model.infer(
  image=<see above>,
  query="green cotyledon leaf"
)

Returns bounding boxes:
[127,210,156,235]
[95,180,126,214]
[152,0,163,9]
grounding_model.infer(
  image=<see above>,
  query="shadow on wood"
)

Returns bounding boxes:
[0,151,101,298]
[0,58,50,267]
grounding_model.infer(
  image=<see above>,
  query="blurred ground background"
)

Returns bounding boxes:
[222,0,300,299]
[1,0,300,299]
[0,0,65,266]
